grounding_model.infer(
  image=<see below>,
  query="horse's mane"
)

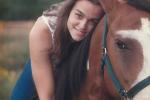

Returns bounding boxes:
[54,33,92,100]
[127,0,150,12]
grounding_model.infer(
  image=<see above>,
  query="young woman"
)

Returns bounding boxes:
[10,0,104,100]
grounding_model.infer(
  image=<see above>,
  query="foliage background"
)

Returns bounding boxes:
[0,0,62,20]
[0,0,61,99]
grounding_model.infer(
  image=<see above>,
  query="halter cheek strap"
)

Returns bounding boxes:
[101,15,127,97]
[100,15,150,98]
[127,76,150,98]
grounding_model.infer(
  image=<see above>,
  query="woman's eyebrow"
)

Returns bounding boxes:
[75,9,84,15]
[75,9,100,20]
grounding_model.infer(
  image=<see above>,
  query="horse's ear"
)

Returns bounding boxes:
[99,0,128,13]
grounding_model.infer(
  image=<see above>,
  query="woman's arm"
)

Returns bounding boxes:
[29,17,54,100]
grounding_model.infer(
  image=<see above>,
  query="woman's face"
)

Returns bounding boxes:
[67,0,103,41]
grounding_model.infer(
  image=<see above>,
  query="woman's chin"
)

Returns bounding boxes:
[72,36,83,42]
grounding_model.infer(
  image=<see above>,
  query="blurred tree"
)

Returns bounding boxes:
[0,0,62,20]
[0,0,9,18]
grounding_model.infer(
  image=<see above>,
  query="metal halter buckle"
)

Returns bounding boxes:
[120,89,131,100]
[101,47,107,55]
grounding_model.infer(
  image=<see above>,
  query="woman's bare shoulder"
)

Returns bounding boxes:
[30,16,51,36]
[29,16,53,53]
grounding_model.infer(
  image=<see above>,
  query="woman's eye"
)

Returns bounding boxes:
[75,13,82,19]
[90,20,98,25]
[116,40,128,50]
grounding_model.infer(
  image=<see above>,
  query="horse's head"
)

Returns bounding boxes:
[91,0,150,99]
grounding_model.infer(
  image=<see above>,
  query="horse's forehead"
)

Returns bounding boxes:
[116,17,150,38]
[116,18,150,62]
[116,17,150,68]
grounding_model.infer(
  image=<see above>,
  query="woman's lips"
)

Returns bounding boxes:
[75,28,86,36]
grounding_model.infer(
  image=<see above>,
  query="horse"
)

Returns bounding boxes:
[74,0,150,100]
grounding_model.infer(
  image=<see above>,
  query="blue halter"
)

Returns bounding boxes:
[100,15,150,99]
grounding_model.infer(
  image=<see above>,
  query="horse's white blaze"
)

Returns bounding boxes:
[116,18,150,100]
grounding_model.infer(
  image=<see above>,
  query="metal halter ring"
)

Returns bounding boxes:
[101,47,107,55]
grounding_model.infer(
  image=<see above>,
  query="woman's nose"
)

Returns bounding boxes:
[79,19,87,30]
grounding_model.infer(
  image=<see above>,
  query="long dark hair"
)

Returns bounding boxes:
[52,0,76,59]
[51,0,101,100]
[54,34,92,100]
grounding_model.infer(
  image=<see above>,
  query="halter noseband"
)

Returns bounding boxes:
[100,15,150,99]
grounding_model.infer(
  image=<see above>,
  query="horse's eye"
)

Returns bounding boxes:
[116,40,128,50]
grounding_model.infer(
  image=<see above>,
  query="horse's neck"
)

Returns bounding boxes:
[74,18,112,100]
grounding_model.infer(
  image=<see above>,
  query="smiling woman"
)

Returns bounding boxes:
[10,0,104,100]
[30,0,103,100]
[67,1,101,41]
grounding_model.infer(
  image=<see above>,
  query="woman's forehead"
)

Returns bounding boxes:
[72,1,101,18]
[73,0,100,11]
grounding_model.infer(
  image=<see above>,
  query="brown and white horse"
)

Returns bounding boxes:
[77,0,150,100]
